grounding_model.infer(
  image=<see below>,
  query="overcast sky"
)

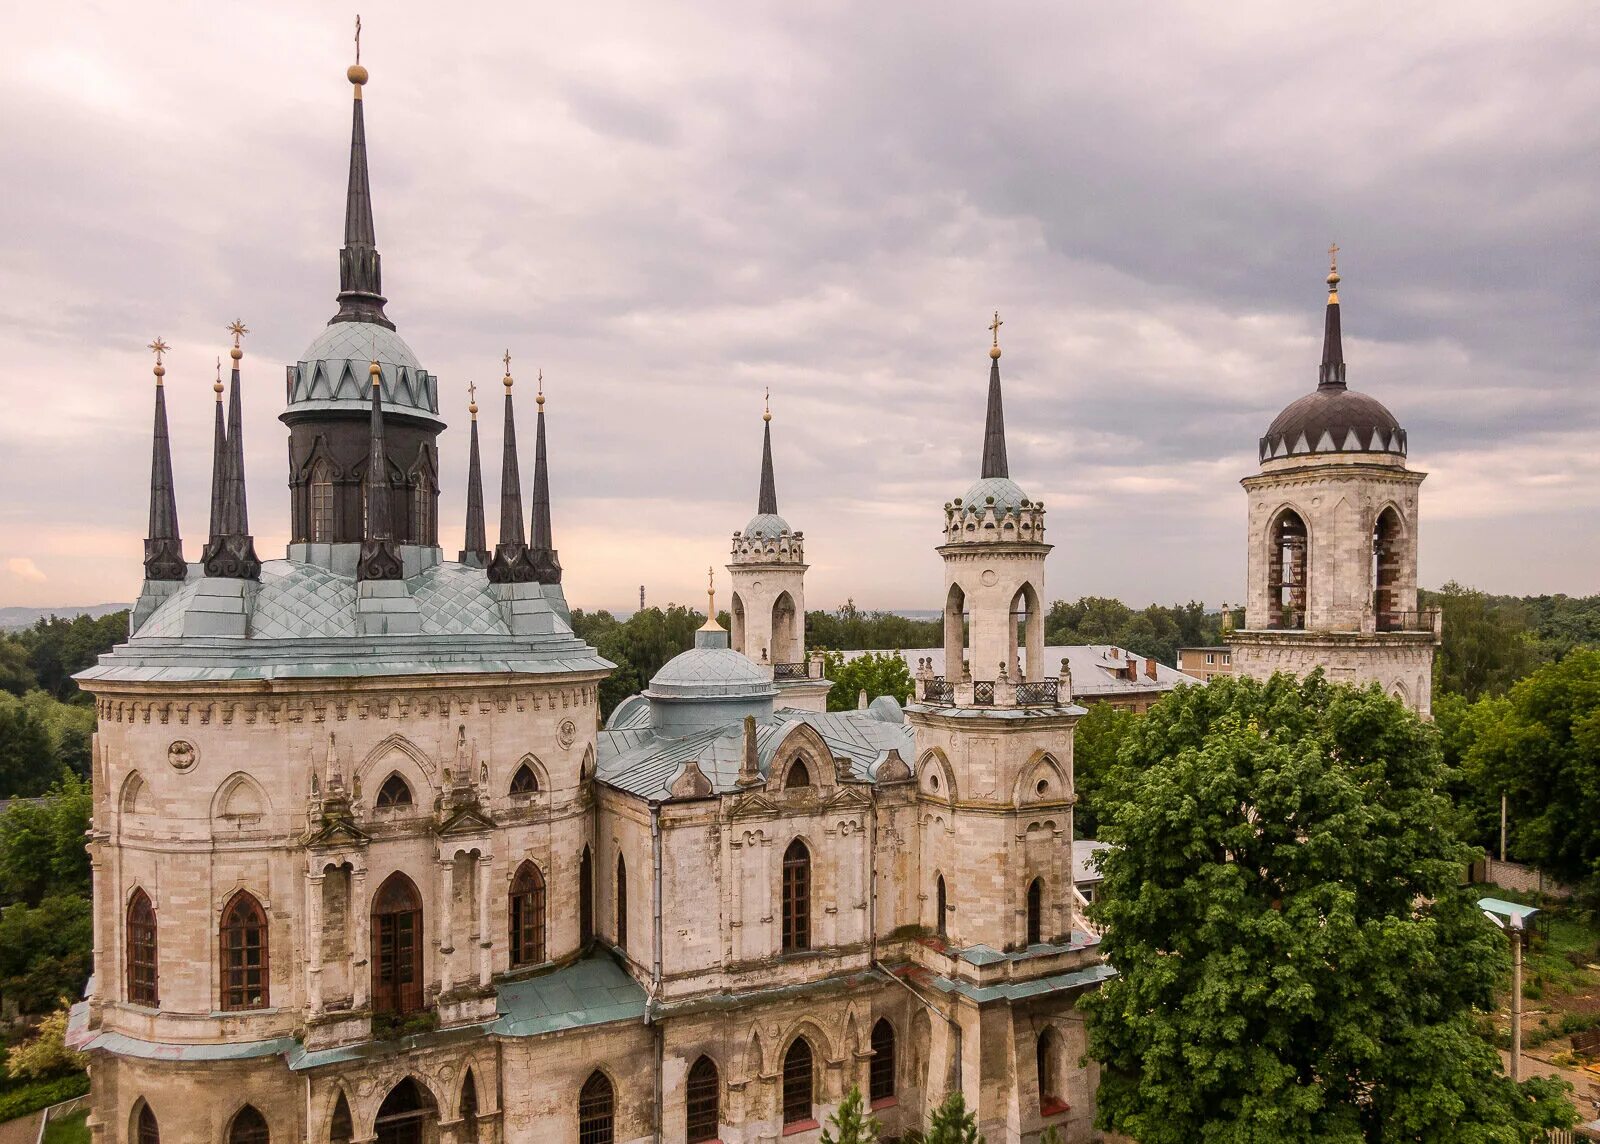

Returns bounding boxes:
[1,2,1596,614]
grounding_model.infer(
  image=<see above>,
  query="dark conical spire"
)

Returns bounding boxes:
[1318,244,1346,391]
[142,339,185,581]
[201,323,261,579]
[527,372,563,585]
[330,54,393,329]
[757,393,778,515]
[487,354,534,584]
[980,311,1009,479]
[207,358,227,540]
[358,360,403,580]
[459,384,489,567]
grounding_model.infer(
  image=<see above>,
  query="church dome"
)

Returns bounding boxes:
[743,512,791,540]
[1260,387,1406,463]
[646,646,777,700]
[959,476,1030,515]
[286,322,443,426]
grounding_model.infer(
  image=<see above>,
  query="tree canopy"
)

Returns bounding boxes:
[1082,671,1574,1143]
[820,651,914,712]
[1045,598,1219,667]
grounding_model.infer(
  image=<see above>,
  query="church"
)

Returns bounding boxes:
[69,53,1115,1144]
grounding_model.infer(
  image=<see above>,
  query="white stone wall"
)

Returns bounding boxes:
[1229,631,1437,718]
[728,560,808,668]
[939,544,1049,684]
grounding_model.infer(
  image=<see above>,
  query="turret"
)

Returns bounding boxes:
[727,392,808,671]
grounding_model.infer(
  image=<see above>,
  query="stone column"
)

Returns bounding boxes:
[307,869,325,1014]
[351,866,371,1010]
[438,856,456,995]
[477,852,494,987]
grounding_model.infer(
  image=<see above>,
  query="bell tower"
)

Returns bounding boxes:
[1227,252,1440,716]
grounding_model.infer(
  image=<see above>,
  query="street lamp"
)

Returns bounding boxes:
[1479,896,1539,1083]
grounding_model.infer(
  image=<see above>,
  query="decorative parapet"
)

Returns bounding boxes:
[942,496,1046,545]
[729,529,805,564]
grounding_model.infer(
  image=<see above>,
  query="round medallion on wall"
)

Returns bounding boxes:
[980,569,998,586]
[751,580,762,591]
[557,719,577,750]
[167,740,197,772]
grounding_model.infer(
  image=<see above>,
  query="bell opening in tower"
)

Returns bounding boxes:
[1373,507,1404,632]
[1267,509,1308,630]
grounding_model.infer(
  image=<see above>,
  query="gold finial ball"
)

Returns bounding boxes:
[536,391,545,407]
[990,345,1002,360]
[503,374,513,390]
[153,364,165,378]
[763,410,772,422]
[214,379,225,395]
[1327,270,1341,287]
[369,360,382,384]
[230,346,243,362]
[348,64,369,86]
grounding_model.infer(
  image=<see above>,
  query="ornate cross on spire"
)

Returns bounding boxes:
[214,355,223,397]
[148,337,169,368]
[707,565,716,614]
[354,14,362,66]
[764,386,771,423]
[989,310,1003,345]
[502,348,513,387]
[467,379,478,417]
[537,367,544,407]
[1328,242,1339,275]
[227,319,248,348]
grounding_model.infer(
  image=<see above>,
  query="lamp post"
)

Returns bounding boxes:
[1479,896,1539,1083]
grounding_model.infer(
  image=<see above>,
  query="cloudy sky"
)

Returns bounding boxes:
[1,2,1596,613]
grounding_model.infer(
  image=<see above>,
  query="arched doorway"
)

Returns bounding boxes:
[730,592,747,658]
[1009,582,1043,680]
[374,1077,437,1144]
[1268,509,1308,629]
[1373,507,1403,631]
[771,591,799,665]
[372,873,423,1015]
[943,583,967,680]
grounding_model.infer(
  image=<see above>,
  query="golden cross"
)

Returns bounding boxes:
[989,310,1003,347]
[147,337,169,366]
[355,14,362,66]
[1328,242,1339,274]
[502,348,512,377]
[227,319,248,347]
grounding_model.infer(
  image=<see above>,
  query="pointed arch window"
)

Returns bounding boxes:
[376,773,413,809]
[126,888,158,1006]
[1038,1028,1066,1113]
[329,1094,353,1144]
[372,873,423,1015]
[579,845,594,944]
[460,1071,479,1144]
[781,839,811,952]
[409,472,434,545]
[870,1018,897,1103]
[615,854,628,951]
[510,762,539,796]
[136,1103,160,1144]
[509,861,547,967]
[1268,509,1309,629]
[309,459,335,542]
[782,1038,815,1127]
[578,1071,615,1144]
[686,1055,720,1143]
[374,1077,436,1144]
[220,890,269,1011]
[1026,877,1044,946]
[227,1105,269,1144]
[935,874,948,939]
[1373,507,1404,631]
[785,759,811,789]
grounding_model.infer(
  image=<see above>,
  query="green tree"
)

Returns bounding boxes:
[1459,650,1600,885]
[821,651,914,712]
[1082,671,1575,1143]
[0,695,59,798]
[0,895,93,1015]
[1426,582,1540,700]
[570,604,708,718]
[10,611,128,703]
[1070,701,1139,839]
[821,1084,879,1144]
[923,1091,983,1144]
[4,1002,86,1079]
[0,773,93,907]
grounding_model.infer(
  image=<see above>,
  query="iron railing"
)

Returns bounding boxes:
[1015,680,1060,706]
[1376,610,1435,633]
[923,677,954,704]
[972,681,996,706]
[773,662,810,681]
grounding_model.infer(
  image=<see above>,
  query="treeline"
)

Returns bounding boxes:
[1426,582,1600,700]
[0,613,124,799]
[1045,599,1220,667]
[0,774,92,1013]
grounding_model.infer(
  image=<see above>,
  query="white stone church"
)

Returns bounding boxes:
[66,49,1435,1144]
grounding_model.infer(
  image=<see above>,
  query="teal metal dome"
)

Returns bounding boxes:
[287,323,442,426]
[743,512,791,540]
[960,476,1030,515]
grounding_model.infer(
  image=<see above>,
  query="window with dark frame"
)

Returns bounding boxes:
[579,845,594,944]
[330,1094,353,1144]
[616,853,628,950]
[220,890,269,1011]
[309,460,334,542]
[509,762,539,795]
[137,1104,160,1144]
[227,1105,270,1144]
[372,873,424,1015]
[127,888,158,1006]
[375,773,413,809]
[786,759,811,788]
[685,1055,720,1143]
[782,1037,814,1126]
[935,874,947,939]
[509,862,547,967]
[410,474,434,545]
[1026,877,1044,946]
[870,1019,896,1103]
[578,1071,615,1144]
[781,839,811,952]
[459,1071,479,1143]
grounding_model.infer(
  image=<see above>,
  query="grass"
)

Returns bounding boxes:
[41,1110,89,1144]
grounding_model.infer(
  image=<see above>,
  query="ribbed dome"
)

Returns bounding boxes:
[646,647,777,700]
[286,323,442,426]
[743,512,791,540]
[959,476,1030,515]
[1260,386,1406,463]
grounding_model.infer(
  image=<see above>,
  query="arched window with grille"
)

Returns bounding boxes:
[309,459,335,542]
[1026,877,1044,946]
[329,1093,353,1144]
[220,890,269,1011]
[579,845,594,944]
[376,773,413,809]
[781,839,810,952]
[615,853,628,951]
[509,861,547,967]
[782,1037,815,1127]
[870,1018,896,1104]
[372,873,424,1015]
[135,1102,160,1144]
[578,1071,615,1144]
[686,1055,720,1143]
[227,1105,269,1144]
[126,888,158,1006]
